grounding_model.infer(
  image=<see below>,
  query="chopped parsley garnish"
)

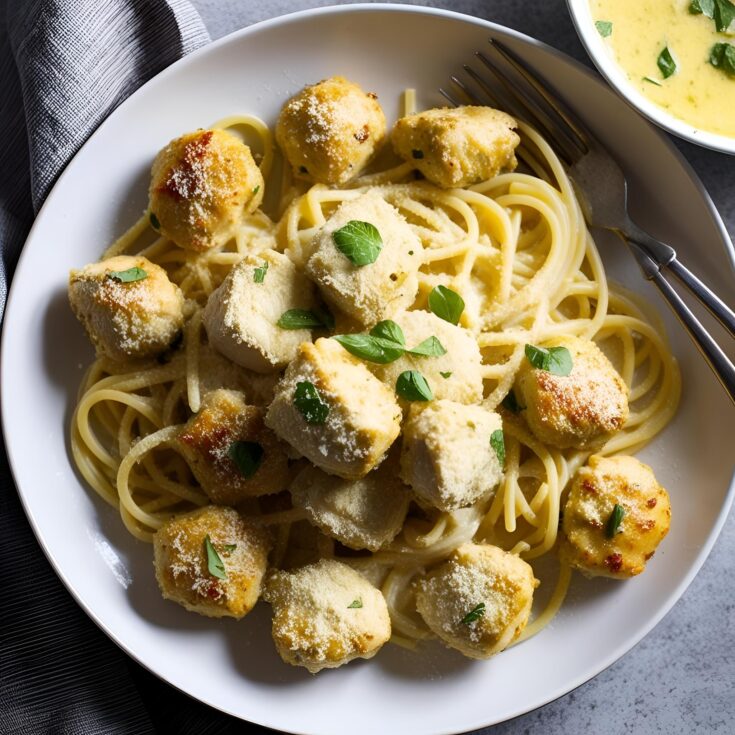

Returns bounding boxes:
[460,602,486,625]
[428,285,465,325]
[524,344,573,376]
[657,46,677,79]
[411,149,425,159]
[605,504,625,539]
[293,381,330,424]
[440,371,453,379]
[149,212,160,230]
[501,390,523,413]
[253,260,269,283]
[333,220,383,266]
[252,184,260,195]
[710,42,735,77]
[407,336,447,358]
[277,309,331,330]
[107,266,148,283]
[595,20,613,37]
[490,429,505,467]
[396,370,433,401]
[227,441,264,478]
[204,535,227,580]
[347,598,363,609]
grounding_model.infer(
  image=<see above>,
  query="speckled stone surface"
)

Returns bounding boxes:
[192,2,734,732]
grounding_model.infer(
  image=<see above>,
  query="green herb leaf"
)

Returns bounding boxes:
[690,0,715,17]
[252,184,260,195]
[333,333,405,364]
[332,220,383,266]
[204,534,227,580]
[460,602,486,625]
[440,371,453,379]
[277,309,329,330]
[428,285,465,325]
[657,46,677,79]
[605,503,625,539]
[396,370,433,401]
[710,42,735,77]
[642,76,663,86]
[411,149,424,159]
[313,306,335,331]
[149,212,160,230]
[293,381,330,424]
[524,344,573,376]
[501,390,523,413]
[595,20,613,37]
[107,266,148,283]
[714,0,735,31]
[253,260,269,283]
[370,320,405,346]
[490,429,505,467]
[227,441,264,478]
[347,598,363,609]
[407,336,447,358]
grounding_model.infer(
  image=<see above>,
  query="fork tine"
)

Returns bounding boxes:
[490,39,591,154]
[438,87,462,107]
[463,60,579,166]
[449,75,483,105]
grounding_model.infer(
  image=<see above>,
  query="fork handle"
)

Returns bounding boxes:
[644,258,735,405]
[628,229,735,339]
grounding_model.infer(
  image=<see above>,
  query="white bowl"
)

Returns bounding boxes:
[566,0,735,154]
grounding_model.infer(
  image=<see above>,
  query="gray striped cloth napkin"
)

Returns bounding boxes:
[0,1,264,732]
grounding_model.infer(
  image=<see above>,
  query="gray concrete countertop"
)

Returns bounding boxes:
[191,2,734,732]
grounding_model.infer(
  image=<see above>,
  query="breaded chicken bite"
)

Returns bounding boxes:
[264,559,391,673]
[560,455,671,578]
[371,311,483,405]
[401,400,504,511]
[149,128,263,252]
[203,250,318,373]
[416,543,537,659]
[276,76,386,186]
[515,336,629,450]
[305,191,422,327]
[176,389,289,504]
[153,505,270,618]
[392,106,520,188]
[290,451,411,551]
[265,338,402,479]
[69,255,184,360]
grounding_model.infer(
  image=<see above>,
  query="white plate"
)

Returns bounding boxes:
[3,5,735,734]
[566,0,735,154]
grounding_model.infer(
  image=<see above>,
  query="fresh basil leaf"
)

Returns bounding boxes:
[407,336,447,357]
[428,285,465,325]
[501,390,523,413]
[440,371,453,379]
[228,441,263,478]
[347,598,363,609]
[313,306,335,331]
[293,381,330,424]
[460,602,486,625]
[333,333,405,364]
[490,429,505,467]
[204,534,227,580]
[714,0,735,31]
[605,503,625,539]
[642,76,663,86]
[253,260,268,283]
[524,344,573,376]
[710,42,735,76]
[149,212,160,230]
[370,320,405,346]
[396,370,433,401]
[657,46,677,79]
[690,0,715,17]
[595,20,613,37]
[332,220,383,266]
[107,266,148,283]
[277,309,328,329]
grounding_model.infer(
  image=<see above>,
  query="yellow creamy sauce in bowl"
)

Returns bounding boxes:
[590,0,735,137]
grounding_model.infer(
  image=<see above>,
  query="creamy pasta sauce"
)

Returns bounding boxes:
[591,0,735,137]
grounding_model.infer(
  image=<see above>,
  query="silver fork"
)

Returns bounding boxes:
[441,39,735,404]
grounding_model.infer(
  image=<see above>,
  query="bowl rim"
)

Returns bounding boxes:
[566,0,735,155]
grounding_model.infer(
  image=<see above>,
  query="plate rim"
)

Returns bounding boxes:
[2,3,735,733]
